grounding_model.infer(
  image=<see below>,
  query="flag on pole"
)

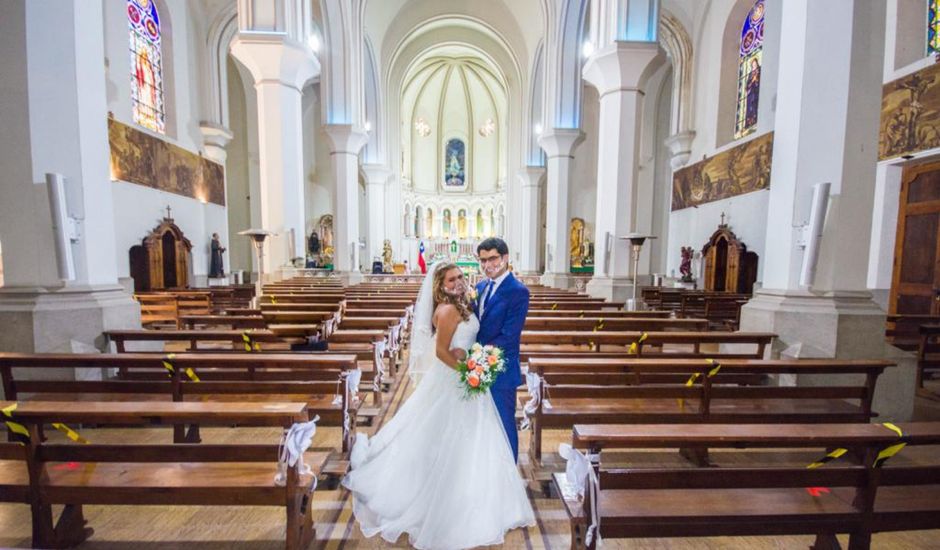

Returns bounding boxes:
[418,241,427,274]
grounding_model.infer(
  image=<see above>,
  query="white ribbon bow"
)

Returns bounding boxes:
[558,443,601,547]
[275,416,320,487]
[520,371,542,431]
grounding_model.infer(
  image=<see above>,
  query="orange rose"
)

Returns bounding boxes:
[487,355,498,366]
[467,359,477,370]
[474,366,484,376]
[467,374,480,387]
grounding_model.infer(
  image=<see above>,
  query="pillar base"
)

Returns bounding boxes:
[540,272,575,290]
[0,285,141,353]
[585,276,634,303]
[740,288,916,421]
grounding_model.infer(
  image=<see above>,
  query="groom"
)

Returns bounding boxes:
[474,237,529,462]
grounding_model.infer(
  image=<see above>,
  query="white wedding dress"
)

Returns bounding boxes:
[342,313,535,549]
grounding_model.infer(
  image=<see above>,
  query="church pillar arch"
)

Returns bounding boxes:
[538,130,584,288]
[362,165,390,268]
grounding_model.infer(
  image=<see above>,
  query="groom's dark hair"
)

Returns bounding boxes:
[477,237,509,256]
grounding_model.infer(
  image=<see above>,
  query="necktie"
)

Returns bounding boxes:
[481,280,495,315]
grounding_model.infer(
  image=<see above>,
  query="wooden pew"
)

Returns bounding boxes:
[523,317,707,332]
[557,422,940,550]
[107,329,298,352]
[134,294,179,328]
[180,314,267,329]
[527,309,671,319]
[0,352,359,451]
[917,324,940,397]
[2,401,323,549]
[886,314,940,351]
[525,357,892,461]
[520,331,774,359]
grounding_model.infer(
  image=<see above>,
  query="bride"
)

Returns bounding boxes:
[342,262,535,549]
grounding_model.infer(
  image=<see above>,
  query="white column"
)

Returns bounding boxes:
[0,0,139,353]
[325,125,369,279]
[516,166,545,274]
[539,129,584,288]
[582,42,665,301]
[362,164,390,266]
[230,35,317,274]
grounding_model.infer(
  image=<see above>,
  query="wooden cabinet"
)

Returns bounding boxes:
[702,224,758,294]
[129,216,192,291]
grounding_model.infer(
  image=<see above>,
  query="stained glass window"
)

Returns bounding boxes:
[733,0,764,140]
[929,1,940,55]
[127,0,165,134]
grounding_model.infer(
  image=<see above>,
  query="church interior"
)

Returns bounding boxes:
[2,0,940,548]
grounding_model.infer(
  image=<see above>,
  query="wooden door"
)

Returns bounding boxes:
[889,161,940,316]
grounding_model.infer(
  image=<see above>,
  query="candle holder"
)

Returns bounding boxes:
[238,229,277,307]
[619,233,656,311]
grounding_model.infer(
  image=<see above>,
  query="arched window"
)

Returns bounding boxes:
[414,206,422,237]
[426,209,434,238]
[128,0,166,134]
[476,209,484,237]
[733,0,764,140]
[930,1,940,54]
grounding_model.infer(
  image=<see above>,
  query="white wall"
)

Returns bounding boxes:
[569,84,599,228]
[103,0,220,285]
[303,83,335,235]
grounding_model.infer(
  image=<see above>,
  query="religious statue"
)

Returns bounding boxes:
[209,233,226,278]
[679,246,694,283]
[318,215,334,265]
[382,239,393,273]
[308,231,320,255]
[569,218,585,268]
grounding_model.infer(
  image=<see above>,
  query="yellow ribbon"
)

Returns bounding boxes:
[627,332,649,355]
[551,303,558,311]
[678,359,721,410]
[807,447,848,469]
[270,296,278,305]
[242,331,262,352]
[51,423,90,444]
[875,422,907,468]
[162,353,200,382]
[593,321,605,332]
[2,403,29,440]
[578,310,585,318]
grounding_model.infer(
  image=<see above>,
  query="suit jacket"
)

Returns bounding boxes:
[474,272,529,390]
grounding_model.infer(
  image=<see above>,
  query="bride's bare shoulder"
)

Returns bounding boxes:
[434,302,458,319]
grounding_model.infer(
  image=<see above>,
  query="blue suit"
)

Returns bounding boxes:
[475,272,529,461]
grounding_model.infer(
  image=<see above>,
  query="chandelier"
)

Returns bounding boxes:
[414,117,431,137]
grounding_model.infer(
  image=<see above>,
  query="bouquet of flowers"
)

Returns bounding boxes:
[456,343,505,397]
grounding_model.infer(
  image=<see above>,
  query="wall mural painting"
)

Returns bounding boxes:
[879,62,940,161]
[108,118,225,205]
[671,131,773,211]
[443,138,466,187]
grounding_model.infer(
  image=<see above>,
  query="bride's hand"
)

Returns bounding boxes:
[450,348,467,361]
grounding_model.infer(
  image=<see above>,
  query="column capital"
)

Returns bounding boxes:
[199,123,234,164]
[538,128,585,159]
[230,33,319,90]
[663,130,696,170]
[362,164,391,186]
[324,124,369,155]
[516,166,546,188]
[582,41,665,97]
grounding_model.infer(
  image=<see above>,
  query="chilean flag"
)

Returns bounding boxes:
[417,241,427,274]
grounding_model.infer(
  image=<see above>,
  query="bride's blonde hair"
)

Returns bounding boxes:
[432,263,472,322]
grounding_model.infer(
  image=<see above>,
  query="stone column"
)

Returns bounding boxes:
[325,125,369,282]
[739,0,914,420]
[230,34,317,276]
[582,42,665,301]
[516,166,546,274]
[362,164,390,268]
[0,0,139,355]
[538,129,584,289]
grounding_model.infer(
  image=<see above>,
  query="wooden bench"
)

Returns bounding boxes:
[521,331,774,359]
[523,317,708,332]
[525,358,891,461]
[527,309,672,318]
[0,352,360,451]
[180,314,267,329]
[134,294,179,328]
[556,422,940,549]
[886,314,940,351]
[2,400,323,549]
[107,329,299,352]
[917,324,940,397]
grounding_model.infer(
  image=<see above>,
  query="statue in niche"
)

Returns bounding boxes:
[569,218,585,268]
[382,239,393,273]
[209,233,226,278]
[308,231,320,255]
[318,214,334,265]
[457,209,468,240]
[680,246,695,282]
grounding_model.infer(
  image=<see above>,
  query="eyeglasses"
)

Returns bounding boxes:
[478,255,503,265]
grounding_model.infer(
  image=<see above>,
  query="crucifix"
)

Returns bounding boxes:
[165,205,172,220]
[720,212,726,226]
